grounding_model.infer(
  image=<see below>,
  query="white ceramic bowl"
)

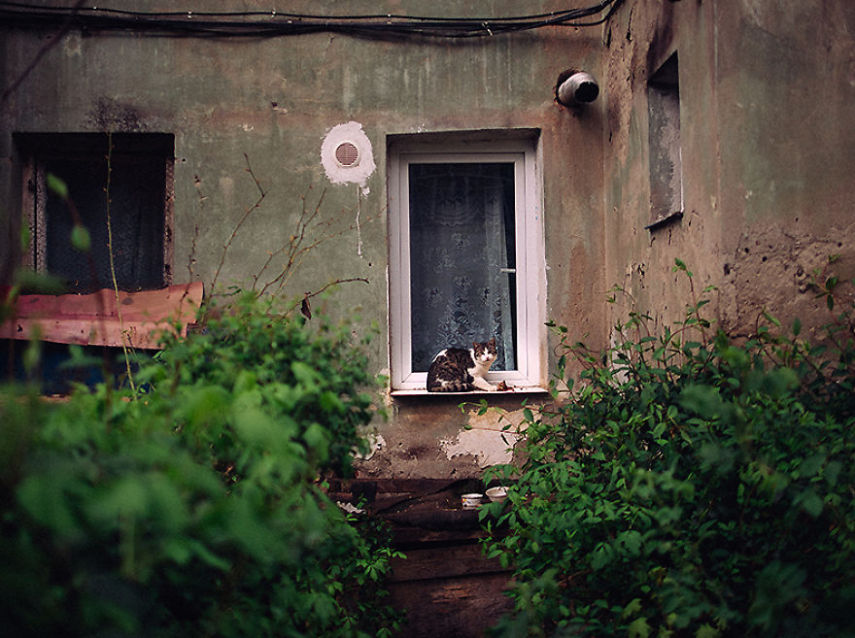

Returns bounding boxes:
[461,493,484,509]
[485,486,508,503]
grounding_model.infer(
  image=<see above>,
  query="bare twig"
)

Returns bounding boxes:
[258,189,377,298]
[103,132,137,395]
[210,153,266,293]
[304,277,367,303]
[254,185,326,295]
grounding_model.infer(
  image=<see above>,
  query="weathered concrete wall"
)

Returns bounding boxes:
[602,0,855,341]
[5,1,852,478]
[1,1,607,478]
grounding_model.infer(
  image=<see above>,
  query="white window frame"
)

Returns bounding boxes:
[388,134,546,393]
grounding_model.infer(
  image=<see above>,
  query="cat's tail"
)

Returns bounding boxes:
[427,380,473,392]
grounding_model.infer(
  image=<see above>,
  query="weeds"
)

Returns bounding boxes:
[1,154,400,636]
[0,293,402,637]
[481,260,855,637]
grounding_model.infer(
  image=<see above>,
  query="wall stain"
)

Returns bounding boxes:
[88,97,146,131]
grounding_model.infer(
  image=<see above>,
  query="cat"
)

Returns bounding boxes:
[426,338,498,392]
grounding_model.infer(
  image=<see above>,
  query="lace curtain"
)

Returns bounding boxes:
[408,162,517,372]
[45,156,165,293]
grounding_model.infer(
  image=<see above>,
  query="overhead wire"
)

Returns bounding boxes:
[0,1,626,39]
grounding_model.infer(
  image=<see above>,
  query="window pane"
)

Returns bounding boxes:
[648,53,682,224]
[408,162,517,371]
[45,154,165,293]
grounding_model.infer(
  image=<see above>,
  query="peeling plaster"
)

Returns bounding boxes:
[440,407,528,469]
[356,433,386,462]
[441,429,518,468]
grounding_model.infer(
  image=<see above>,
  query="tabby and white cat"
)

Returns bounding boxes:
[426,338,498,392]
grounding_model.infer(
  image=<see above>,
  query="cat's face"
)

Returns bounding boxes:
[472,338,497,365]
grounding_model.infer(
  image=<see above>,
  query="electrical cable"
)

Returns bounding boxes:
[0,0,626,39]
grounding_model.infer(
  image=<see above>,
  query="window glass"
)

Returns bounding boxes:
[408,162,517,371]
[44,154,166,292]
[16,133,173,293]
[647,53,683,227]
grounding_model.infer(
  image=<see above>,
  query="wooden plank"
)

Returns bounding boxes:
[388,572,513,638]
[1,281,203,349]
[388,543,507,582]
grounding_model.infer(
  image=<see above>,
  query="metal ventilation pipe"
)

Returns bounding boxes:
[556,71,599,107]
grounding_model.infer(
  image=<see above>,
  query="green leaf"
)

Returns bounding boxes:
[188,539,231,571]
[12,269,66,293]
[695,624,720,638]
[799,453,826,478]
[303,422,330,460]
[623,597,643,618]
[17,474,80,537]
[678,384,724,418]
[94,476,149,519]
[46,172,69,199]
[824,460,842,487]
[618,530,643,556]
[628,616,651,638]
[182,385,230,428]
[19,224,31,251]
[748,561,806,631]
[292,360,321,388]
[762,310,782,327]
[591,543,613,569]
[22,338,41,375]
[70,224,91,252]
[795,488,823,517]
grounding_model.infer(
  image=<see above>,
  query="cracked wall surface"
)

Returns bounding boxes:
[2,1,854,478]
[602,0,855,344]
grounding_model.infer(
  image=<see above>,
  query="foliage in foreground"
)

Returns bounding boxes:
[0,294,401,637]
[482,264,855,637]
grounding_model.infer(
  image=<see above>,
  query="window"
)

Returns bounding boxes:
[647,53,683,229]
[388,133,545,392]
[16,133,174,292]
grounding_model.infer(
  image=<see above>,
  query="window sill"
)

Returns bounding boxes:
[645,211,683,231]
[390,387,549,398]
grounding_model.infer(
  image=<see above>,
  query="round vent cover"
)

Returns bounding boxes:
[320,122,375,190]
[335,141,360,167]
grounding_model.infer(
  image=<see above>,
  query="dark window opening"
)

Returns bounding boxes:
[647,53,683,230]
[15,133,174,293]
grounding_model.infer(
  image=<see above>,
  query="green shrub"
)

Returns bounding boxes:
[0,294,401,637]
[482,266,855,637]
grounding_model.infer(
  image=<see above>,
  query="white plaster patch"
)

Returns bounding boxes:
[466,406,529,433]
[355,433,386,461]
[320,122,376,193]
[441,428,519,468]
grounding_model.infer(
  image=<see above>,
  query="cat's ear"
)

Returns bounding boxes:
[488,337,496,347]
